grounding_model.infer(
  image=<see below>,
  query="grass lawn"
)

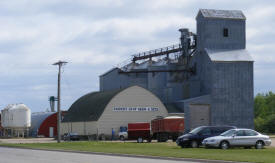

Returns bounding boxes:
[1,141,274,163]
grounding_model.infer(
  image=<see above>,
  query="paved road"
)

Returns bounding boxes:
[0,147,197,163]
[1,137,274,146]
[0,138,56,144]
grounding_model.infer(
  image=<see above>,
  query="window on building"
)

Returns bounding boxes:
[223,28,229,37]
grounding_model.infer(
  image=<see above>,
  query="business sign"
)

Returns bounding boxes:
[113,107,159,112]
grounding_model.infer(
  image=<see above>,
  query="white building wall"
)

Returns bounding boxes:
[61,121,97,135]
[85,121,98,135]
[71,122,84,135]
[97,86,168,135]
[61,122,70,135]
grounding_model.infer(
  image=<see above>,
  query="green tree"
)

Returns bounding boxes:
[254,92,275,133]
[254,94,268,118]
[264,114,275,133]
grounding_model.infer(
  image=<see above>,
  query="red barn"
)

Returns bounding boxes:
[30,111,67,137]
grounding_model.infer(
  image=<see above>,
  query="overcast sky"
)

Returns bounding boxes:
[0,0,274,112]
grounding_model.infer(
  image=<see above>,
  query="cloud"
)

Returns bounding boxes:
[0,5,195,76]
[0,0,275,111]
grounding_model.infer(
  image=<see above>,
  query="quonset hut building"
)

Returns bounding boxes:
[62,9,254,136]
[30,111,67,137]
[61,86,170,138]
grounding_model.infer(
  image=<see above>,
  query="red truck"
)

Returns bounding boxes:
[151,116,185,142]
[119,116,184,143]
[127,122,151,143]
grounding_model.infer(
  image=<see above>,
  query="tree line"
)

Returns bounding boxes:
[254,92,275,133]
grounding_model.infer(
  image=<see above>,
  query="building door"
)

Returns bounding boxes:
[49,127,54,137]
[189,104,210,130]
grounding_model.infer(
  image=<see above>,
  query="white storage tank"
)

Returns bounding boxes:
[1,104,31,128]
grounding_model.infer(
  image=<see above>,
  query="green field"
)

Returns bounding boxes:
[1,141,274,163]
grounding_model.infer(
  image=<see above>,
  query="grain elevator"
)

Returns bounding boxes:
[99,9,254,132]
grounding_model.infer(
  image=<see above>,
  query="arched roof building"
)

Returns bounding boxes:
[61,86,180,137]
[30,112,66,137]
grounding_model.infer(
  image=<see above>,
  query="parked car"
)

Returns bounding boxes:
[63,133,79,141]
[176,126,236,148]
[202,129,272,149]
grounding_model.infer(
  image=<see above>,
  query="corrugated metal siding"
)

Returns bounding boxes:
[189,104,210,130]
[190,50,213,95]
[38,113,57,137]
[38,112,66,137]
[180,95,211,132]
[98,9,254,132]
[0,114,3,136]
[100,68,130,91]
[30,112,55,137]
[206,49,253,61]
[100,68,148,92]
[147,65,167,102]
[197,15,245,50]
[198,9,246,20]
[210,62,254,128]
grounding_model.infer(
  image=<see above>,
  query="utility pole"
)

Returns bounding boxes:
[53,60,67,143]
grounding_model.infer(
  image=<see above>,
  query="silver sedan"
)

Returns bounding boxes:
[202,129,271,149]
